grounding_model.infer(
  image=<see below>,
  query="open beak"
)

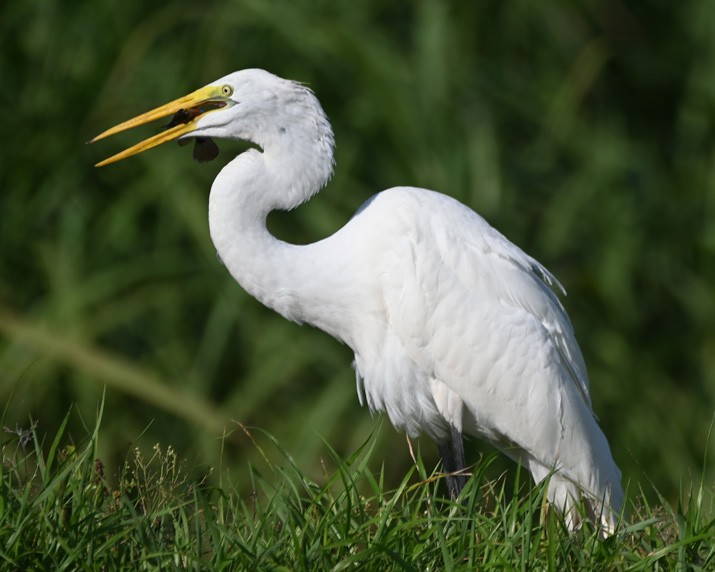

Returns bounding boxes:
[90,84,231,167]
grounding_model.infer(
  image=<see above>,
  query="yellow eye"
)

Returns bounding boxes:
[221,85,233,97]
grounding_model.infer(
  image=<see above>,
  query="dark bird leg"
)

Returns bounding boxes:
[438,440,458,498]
[438,424,468,499]
[450,425,469,493]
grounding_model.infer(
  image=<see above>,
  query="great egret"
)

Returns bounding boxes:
[92,69,623,533]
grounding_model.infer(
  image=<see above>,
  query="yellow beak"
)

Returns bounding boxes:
[90,84,231,167]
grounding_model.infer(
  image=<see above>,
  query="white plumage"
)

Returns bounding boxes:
[93,68,624,533]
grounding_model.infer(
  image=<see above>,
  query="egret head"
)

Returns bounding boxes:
[91,69,325,167]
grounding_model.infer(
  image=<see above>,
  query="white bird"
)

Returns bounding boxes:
[92,69,623,533]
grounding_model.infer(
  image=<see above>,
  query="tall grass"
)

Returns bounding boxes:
[1,414,713,569]
[0,0,713,505]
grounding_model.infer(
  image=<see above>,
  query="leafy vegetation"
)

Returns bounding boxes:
[1,413,713,570]
[0,0,713,520]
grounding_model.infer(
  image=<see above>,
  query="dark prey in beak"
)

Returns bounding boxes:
[167,108,220,163]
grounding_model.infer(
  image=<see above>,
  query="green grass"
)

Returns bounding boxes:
[2,411,713,570]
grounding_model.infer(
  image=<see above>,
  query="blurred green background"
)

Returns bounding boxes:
[1,0,714,502]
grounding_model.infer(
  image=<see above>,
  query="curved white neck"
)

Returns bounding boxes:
[207,137,349,339]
